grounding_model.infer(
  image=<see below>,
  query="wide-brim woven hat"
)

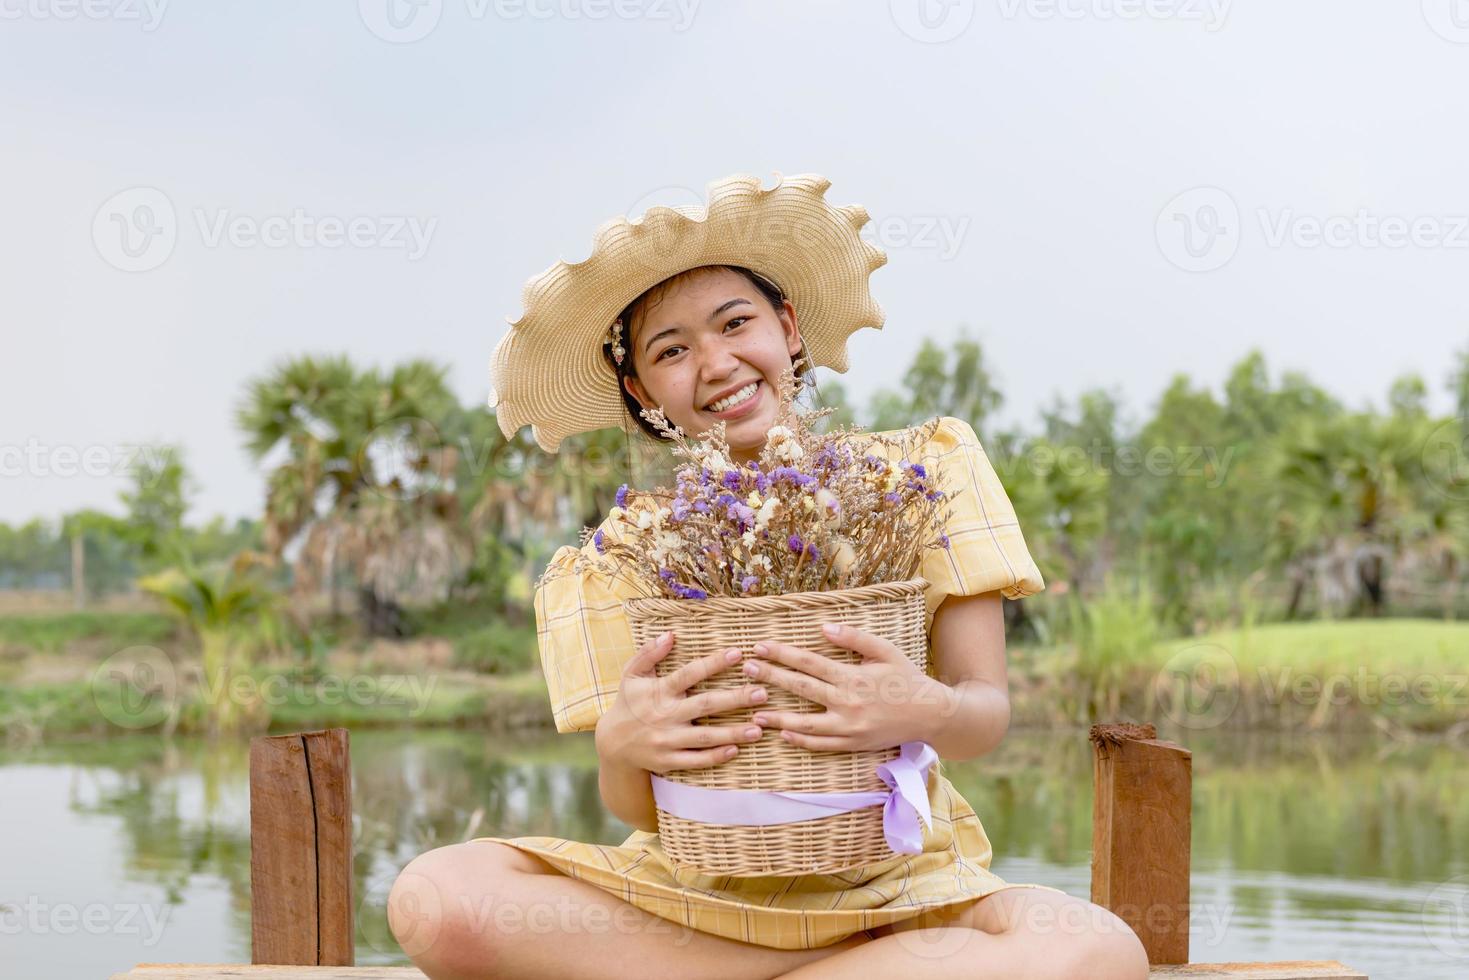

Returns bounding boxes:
[487,171,888,453]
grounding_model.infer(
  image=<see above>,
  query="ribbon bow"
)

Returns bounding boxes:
[649,740,938,855]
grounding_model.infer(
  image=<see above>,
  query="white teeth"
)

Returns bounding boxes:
[707,382,758,412]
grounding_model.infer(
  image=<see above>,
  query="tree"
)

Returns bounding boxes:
[234,354,470,635]
[119,443,195,570]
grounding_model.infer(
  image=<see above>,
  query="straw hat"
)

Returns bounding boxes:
[487,171,888,453]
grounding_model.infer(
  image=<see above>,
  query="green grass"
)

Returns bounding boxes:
[0,610,178,654]
[0,670,553,741]
[1014,618,1469,732]
[1161,618,1468,675]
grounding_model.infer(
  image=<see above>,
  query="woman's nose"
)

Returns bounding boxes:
[699,345,742,379]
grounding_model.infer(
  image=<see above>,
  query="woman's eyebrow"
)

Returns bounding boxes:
[641,297,756,355]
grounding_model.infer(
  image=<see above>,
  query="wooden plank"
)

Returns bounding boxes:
[305,730,355,966]
[1091,722,1193,965]
[109,967,424,979]
[109,961,1366,979]
[1148,963,1368,979]
[249,729,354,966]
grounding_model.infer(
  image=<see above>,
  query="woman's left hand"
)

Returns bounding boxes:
[741,622,953,752]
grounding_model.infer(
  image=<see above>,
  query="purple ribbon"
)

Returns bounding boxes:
[649,740,937,856]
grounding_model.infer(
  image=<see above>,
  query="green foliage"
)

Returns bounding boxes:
[1060,575,1159,721]
[0,611,177,654]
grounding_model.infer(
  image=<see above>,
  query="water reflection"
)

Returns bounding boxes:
[1,728,1464,978]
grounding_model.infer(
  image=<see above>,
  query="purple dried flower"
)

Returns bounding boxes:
[615,484,628,508]
[938,532,951,549]
[693,499,710,513]
[593,529,606,554]
[786,534,819,559]
[721,470,743,490]
[904,462,927,479]
[883,492,901,504]
[727,502,755,526]
[740,574,758,593]
[671,498,691,521]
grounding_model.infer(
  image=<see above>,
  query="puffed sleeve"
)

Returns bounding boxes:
[915,416,1046,629]
[533,509,644,735]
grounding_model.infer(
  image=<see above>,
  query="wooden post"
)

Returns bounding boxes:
[249,728,354,966]
[1091,722,1193,966]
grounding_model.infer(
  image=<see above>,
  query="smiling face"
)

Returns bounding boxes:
[622,266,804,464]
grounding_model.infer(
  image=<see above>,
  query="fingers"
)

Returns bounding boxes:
[751,639,846,685]
[742,658,837,706]
[820,622,901,664]
[628,630,676,676]
[749,709,833,737]
[661,645,743,695]
[664,743,745,771]
[666,721,766,753]
[670,682,769,723]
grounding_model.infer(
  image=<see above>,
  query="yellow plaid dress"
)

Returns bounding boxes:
[472,416,1069,949]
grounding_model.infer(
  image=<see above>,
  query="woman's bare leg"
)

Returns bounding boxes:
[773,887,1149,980]
[387,841,874,980]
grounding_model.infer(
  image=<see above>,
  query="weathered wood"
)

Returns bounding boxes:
[107,961,1367,979]
[1091,721,1193,965]
[249,729,354,966]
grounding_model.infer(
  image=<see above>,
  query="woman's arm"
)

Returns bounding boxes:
[594,709,660,833]
[918,590,1012,762]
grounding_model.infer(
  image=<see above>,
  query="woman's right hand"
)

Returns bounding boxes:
[595,630,770,775]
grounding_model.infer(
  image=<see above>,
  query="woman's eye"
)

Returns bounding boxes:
[656,319,746,360]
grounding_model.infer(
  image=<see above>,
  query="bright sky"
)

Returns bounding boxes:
[3,0,1466,525]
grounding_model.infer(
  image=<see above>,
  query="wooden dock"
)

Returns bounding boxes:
[108,725,1369,979]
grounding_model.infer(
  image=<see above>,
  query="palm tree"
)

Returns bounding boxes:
[139,552,286,736]
[234,355,469,635]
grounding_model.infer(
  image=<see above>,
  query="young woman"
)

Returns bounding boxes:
[388,173,1149,980]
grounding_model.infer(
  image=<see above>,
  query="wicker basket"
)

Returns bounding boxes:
[622,577,931,877]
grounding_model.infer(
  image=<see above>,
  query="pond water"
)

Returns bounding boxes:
[2,727,1464,978]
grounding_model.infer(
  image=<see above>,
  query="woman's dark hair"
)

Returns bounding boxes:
[603,264,816,441]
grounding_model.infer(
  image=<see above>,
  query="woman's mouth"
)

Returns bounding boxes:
[704,380,763,418]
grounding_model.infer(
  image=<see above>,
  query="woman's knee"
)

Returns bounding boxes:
[387,842,545,975]
[1009,893,1149,980]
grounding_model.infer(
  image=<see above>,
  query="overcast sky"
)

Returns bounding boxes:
[3,0,1467,526]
